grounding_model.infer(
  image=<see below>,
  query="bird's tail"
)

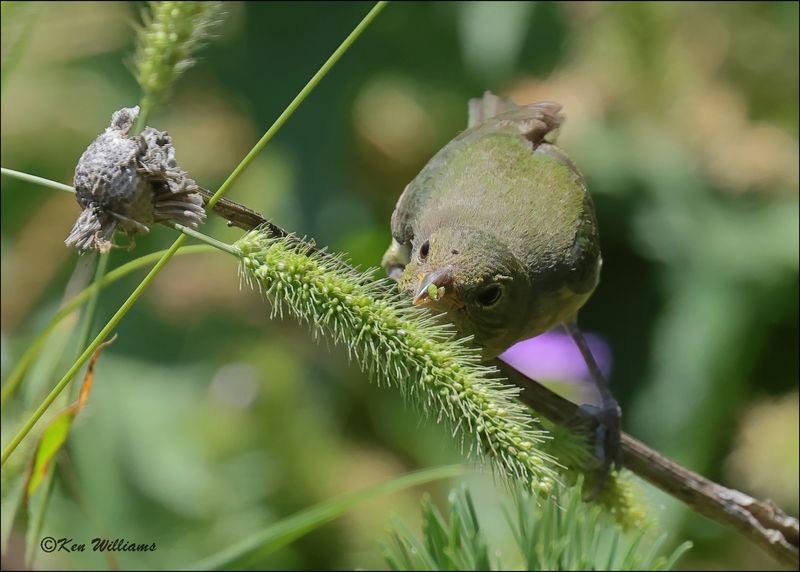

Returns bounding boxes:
[468,91,564,146]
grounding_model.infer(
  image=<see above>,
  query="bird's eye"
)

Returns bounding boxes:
[476,283,503,307]
[419,240,430,261]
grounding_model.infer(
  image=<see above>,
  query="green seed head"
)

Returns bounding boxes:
[235,231,559,489]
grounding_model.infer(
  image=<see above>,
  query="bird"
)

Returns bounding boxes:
[382,91,621,482]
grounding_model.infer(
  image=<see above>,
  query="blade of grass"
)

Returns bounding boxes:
[0,167,74,192]
[16,334,114,567]
[1,245,214,407]
[68,252,109,400]
[188,464,462,571]
[1,234,186,466]
[660,541,692,571]
[203,1,387,210]
[0,0,388,466]
[8,254,95,407]
[25,334,115,497]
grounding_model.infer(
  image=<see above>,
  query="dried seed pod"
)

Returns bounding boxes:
[65,106,205,253]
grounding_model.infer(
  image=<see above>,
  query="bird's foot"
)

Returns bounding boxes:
[579,399,622,501]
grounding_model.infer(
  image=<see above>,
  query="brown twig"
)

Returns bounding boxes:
[197,189,800,569]
[495,362,799,569]
[197,188,289,239]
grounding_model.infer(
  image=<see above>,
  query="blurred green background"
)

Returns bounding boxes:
[1,1,797,570]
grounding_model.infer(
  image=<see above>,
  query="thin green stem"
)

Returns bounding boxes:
[70,252,109,398]
[66,0,179,402]
[1,245,214,407]
[0,1,387,466]
[89,98,147,376]
[168,222,239,256]
[1,235,186,465]
[132,103,151,136]
[0,168,74,193]
[0,170,238,257]
[204,1,388,210]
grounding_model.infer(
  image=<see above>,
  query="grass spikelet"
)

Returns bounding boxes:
[133,1,225,116]
[595,471,648,529]
[541,420,648,528]
[236,229,561,491]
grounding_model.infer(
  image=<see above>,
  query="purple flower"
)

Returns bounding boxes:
[499,330,612,389]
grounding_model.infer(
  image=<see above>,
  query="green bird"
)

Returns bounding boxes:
[382,92,620,478]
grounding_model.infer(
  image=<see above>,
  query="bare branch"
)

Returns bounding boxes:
[495,362,799,569]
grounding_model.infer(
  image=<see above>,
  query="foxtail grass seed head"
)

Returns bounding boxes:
[236,230,561,491]
[541,420,647,527]
[65,106,205,253]
[133,1,225,113]
[595,470,648,529]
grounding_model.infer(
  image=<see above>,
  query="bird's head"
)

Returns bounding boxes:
[400,225,530,356]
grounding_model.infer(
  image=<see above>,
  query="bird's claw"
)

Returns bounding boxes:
[579,400,622,501]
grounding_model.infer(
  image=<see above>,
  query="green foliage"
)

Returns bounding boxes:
[384,485,692,571]
[237,230,560,492]
[190,465,463,570]
[386,489,493,570]
[1,1,40,87]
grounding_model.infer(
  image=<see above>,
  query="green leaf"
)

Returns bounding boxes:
[188,464,463,570]
[660,541,693,571]
[26,412,72,497]
[25,333,113,497]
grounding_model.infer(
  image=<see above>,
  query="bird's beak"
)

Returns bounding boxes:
[413,266,456,307]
